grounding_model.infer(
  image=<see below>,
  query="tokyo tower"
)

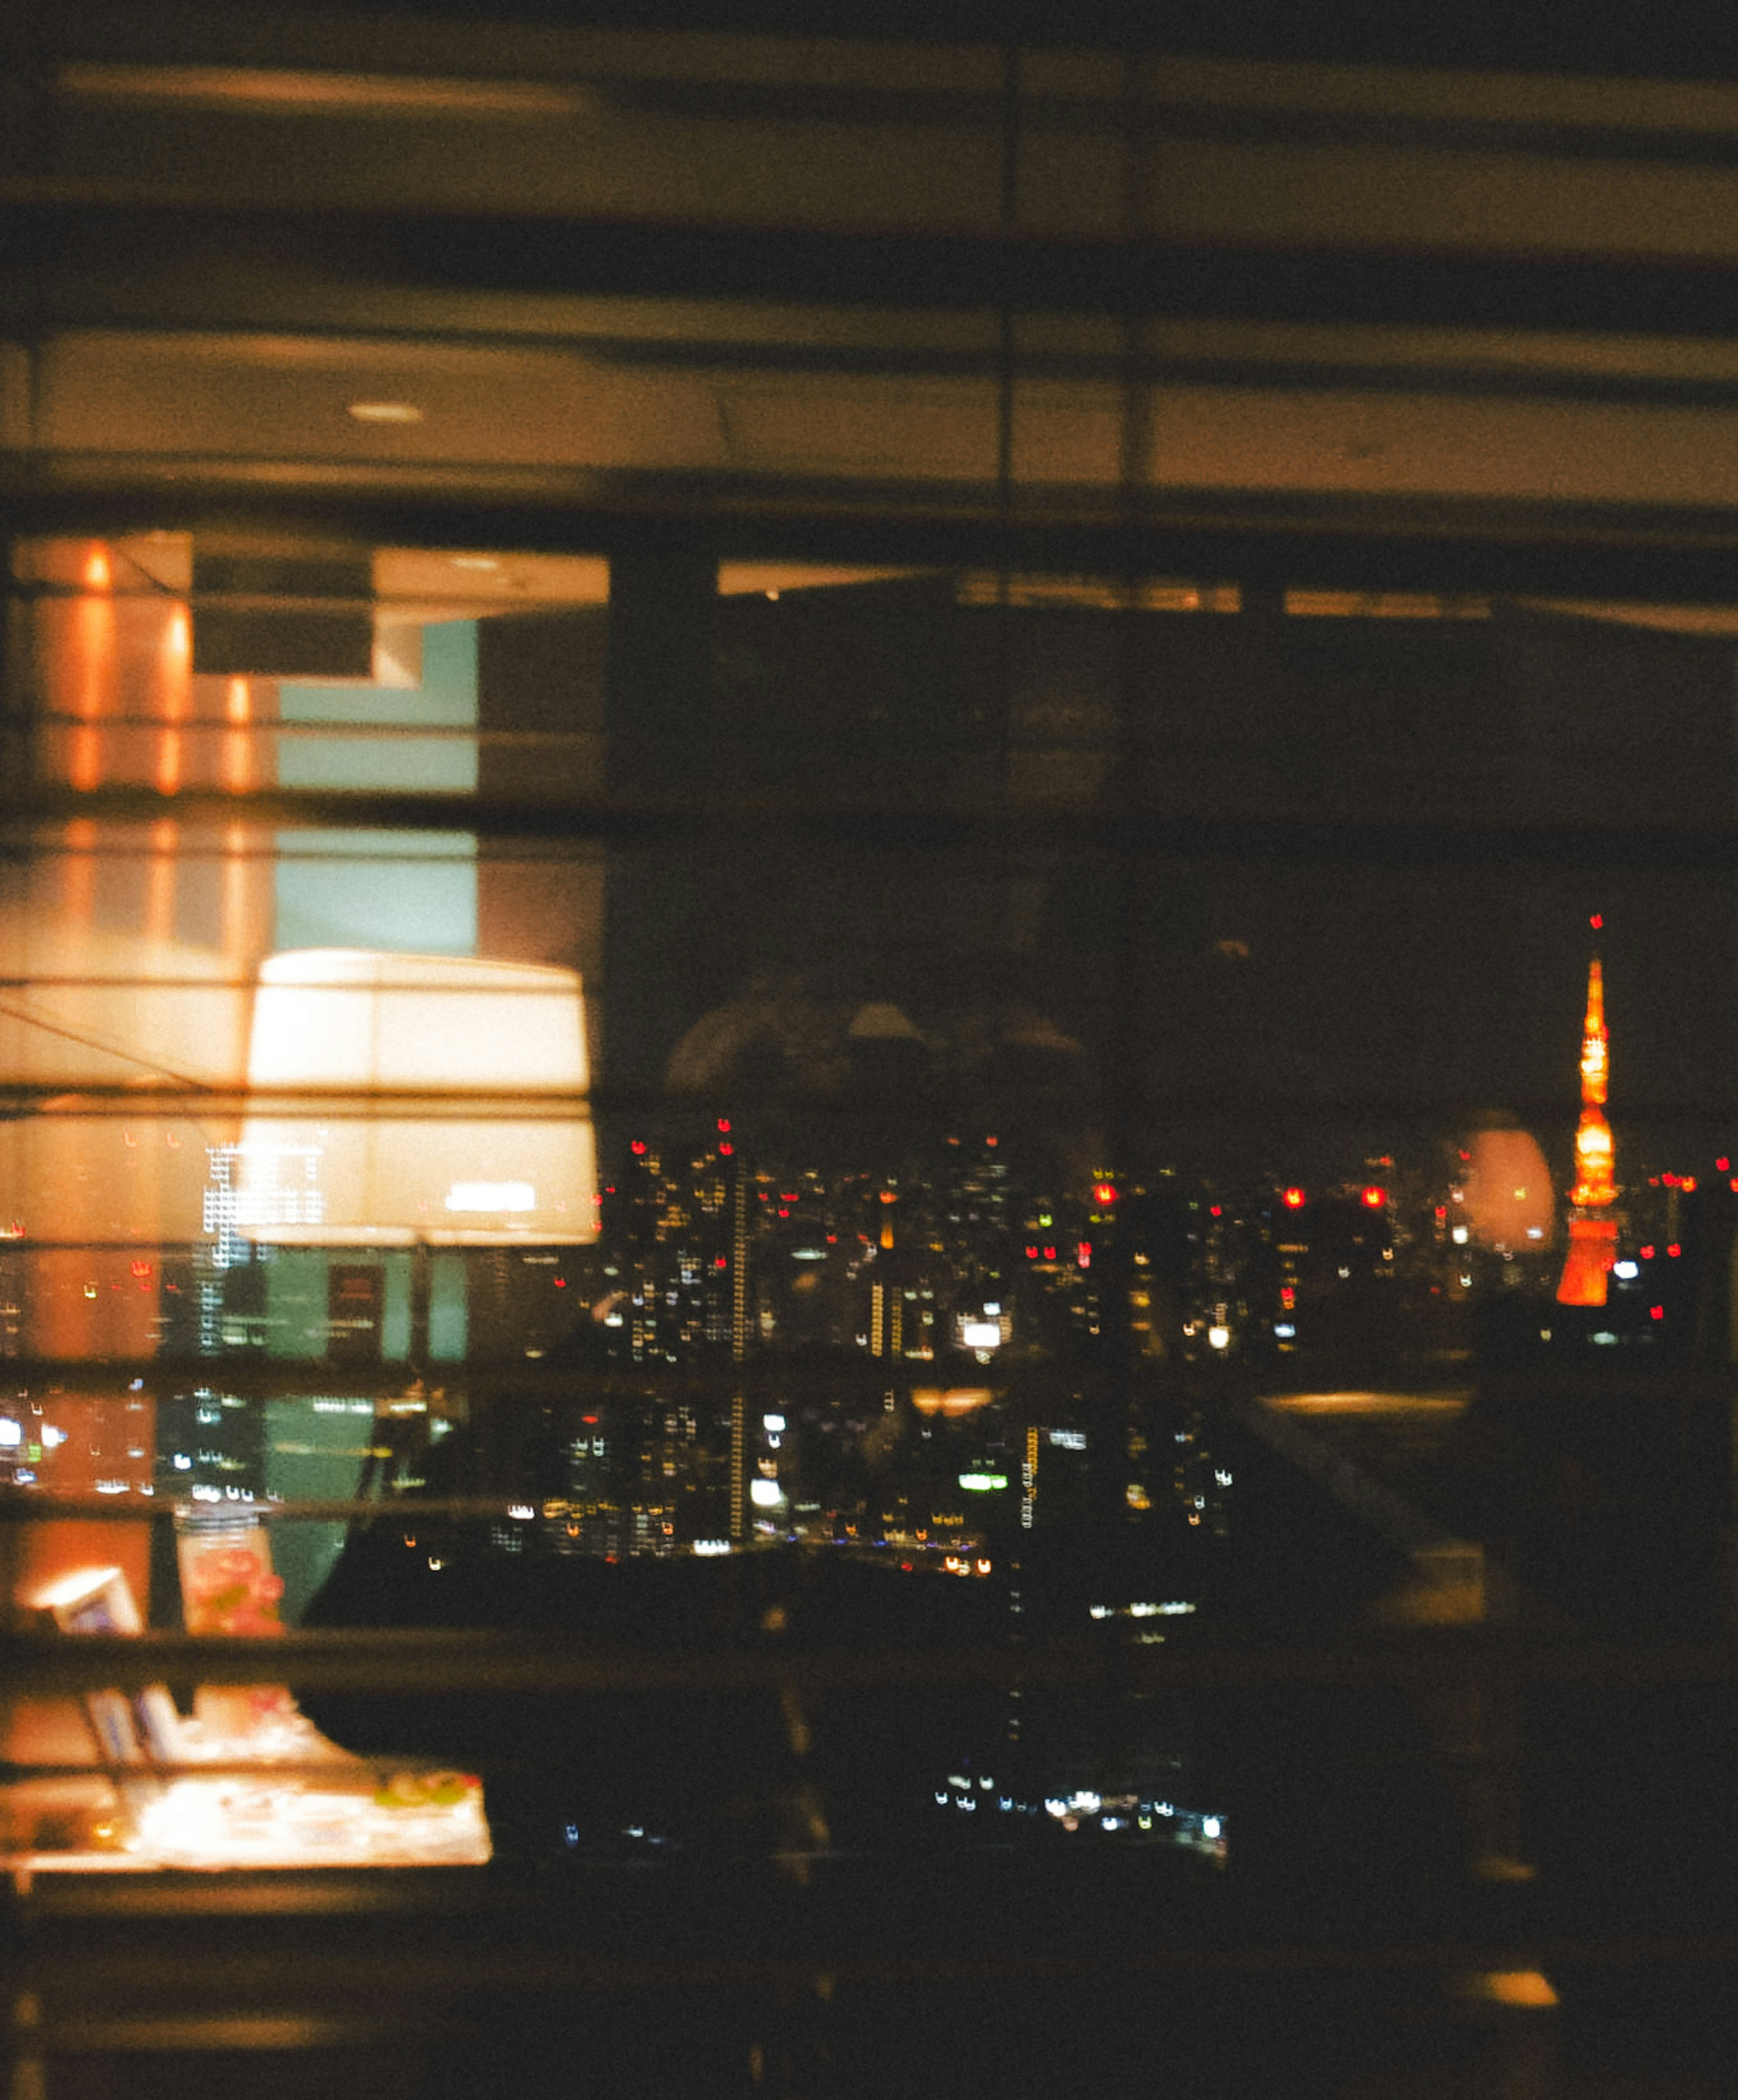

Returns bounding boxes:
[1556,946,1619,1306]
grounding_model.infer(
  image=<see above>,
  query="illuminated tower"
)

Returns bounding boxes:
[1556,950,1619,1306]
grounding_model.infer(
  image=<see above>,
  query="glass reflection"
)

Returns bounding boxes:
[4,537,1738,1886]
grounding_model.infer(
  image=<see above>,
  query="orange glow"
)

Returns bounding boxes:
[1361,1185,1385,1209]
[1557,1215,1619,1305]
[82,548,110,591]
[1281,1186,1305,1209]
[145,819,178,942]
[1462,1128,1554,1248]
[153,609,192,793]
[1092,1181,1117,1205]
[910,1387,993,1418]
[1568,958,1616,1211]
[1577,957,1609,1111]
[1558,952,1619,1305]
[61,815,97,923]
[67,577,117,791]
[1456,1970,1558,2010]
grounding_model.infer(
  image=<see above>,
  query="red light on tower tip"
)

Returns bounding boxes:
[1361,1185,1386,1210]
[1281,1186,1305,1209]
[1590,914,1603,930]
[1092,1182,1118,1206]
[630,1140,646,1155]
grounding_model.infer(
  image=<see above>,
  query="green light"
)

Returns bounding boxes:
[958,1471,1008,1492]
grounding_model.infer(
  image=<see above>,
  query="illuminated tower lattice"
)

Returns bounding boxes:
[1556,951,1619,1306]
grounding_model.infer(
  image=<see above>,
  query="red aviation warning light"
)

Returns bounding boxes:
[1281,1186,1306,1210]
[1092,1182,1118,1207]
[1361,1186,1386,1210]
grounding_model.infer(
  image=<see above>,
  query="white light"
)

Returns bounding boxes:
[1527,1227,1544,1240]
[1613,1260,1638,1280]
[692,1538,731,1556]
[41,1425,65,1448]
[1203,1816,1222,1840]
[0,1419,18,1447]
[750,1477,784,1508]
[446,1181,535,1213]
[1049,1428,1086,1450]
[172,1453,191,1470]
[983,1301,1001,1315]
[1207,1325,1230,1350]
[763,1413,787,1432]
[1451,1224,1469,1244]
[506,1503,534,1520]
[960,1320,1002,1349]
[1591,1331,1618,1346]
[1070,1790,1101,1814]
[238,951,595,1251]
[1274,1323,1296,1338]
[347,400,424,423]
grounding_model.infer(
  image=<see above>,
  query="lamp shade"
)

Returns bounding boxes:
[235,949,596,1246]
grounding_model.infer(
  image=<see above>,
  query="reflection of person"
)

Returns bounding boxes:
[666,979,1092,1101]
[664,977,1101,1189]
